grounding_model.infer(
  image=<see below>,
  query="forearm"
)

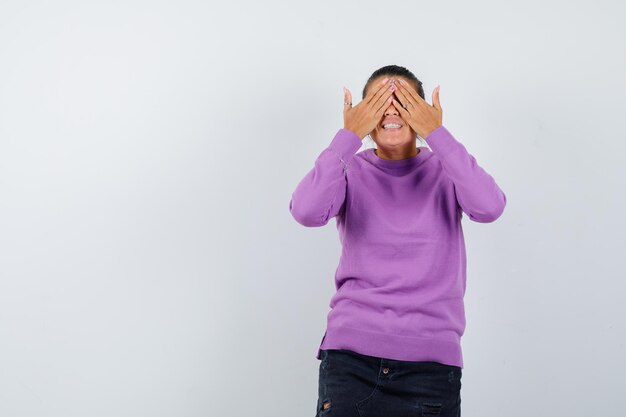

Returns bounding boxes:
[289,129,363,227]
[426,126,507,223]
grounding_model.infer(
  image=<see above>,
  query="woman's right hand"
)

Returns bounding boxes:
[343,77,396,139]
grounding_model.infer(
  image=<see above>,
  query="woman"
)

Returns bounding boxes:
[289,65,506,417]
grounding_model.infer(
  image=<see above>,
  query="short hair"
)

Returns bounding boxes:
[362,65,424,100]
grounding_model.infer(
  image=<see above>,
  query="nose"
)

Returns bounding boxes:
[384,99,399,116]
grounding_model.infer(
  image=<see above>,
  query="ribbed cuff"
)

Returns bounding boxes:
[425,125,457,156]
[327,128,363,159]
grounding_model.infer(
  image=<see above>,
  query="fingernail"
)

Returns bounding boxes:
[399,79,405,85]
[383,78,389,84]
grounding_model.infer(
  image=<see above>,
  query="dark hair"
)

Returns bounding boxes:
[362,65,424,100]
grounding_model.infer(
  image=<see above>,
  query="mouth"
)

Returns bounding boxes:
[381,122,404,131]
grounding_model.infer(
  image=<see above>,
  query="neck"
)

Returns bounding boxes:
[374,146,420,161]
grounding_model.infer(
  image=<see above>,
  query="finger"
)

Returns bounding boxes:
[343,86,353,109]
[365,77,390,105]
[432,85,442,111]
[373,95,394,116]
[393,86,413,112]
[371,83,396,113]
[391,98,411,118]
[397,79,424,107]
[396,82,421,109]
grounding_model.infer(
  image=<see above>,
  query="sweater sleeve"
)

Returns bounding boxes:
[426,125,507,223]
[289,129,363,227]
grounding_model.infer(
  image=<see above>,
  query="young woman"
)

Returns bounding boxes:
[289,65,507,417]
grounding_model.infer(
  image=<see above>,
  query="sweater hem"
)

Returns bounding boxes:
[316,324,463,368]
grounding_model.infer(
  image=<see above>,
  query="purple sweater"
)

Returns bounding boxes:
[289,125,506,368]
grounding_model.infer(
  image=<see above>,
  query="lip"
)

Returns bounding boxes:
[381,119,404,130]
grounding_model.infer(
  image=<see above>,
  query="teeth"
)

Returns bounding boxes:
[383,123,402,129]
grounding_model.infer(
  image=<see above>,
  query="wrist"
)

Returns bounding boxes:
[344,126,365,140]
[423,124,443,139]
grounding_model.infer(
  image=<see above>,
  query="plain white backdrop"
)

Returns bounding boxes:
[1,1,624,416]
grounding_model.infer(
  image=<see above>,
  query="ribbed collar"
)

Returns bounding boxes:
[364,146,433,170]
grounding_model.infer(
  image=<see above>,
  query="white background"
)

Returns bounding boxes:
[1,1,624,416]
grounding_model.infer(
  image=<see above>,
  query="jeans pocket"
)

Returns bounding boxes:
[355,385,380,416]
[321,349,380,417]
[354,368,381,416]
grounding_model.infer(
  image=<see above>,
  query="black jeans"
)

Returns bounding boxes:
[316,349,462,417]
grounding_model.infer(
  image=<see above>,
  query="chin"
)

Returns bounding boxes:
[376,133,413,145]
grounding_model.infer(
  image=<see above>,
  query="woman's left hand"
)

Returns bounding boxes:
[391,80,443,139]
